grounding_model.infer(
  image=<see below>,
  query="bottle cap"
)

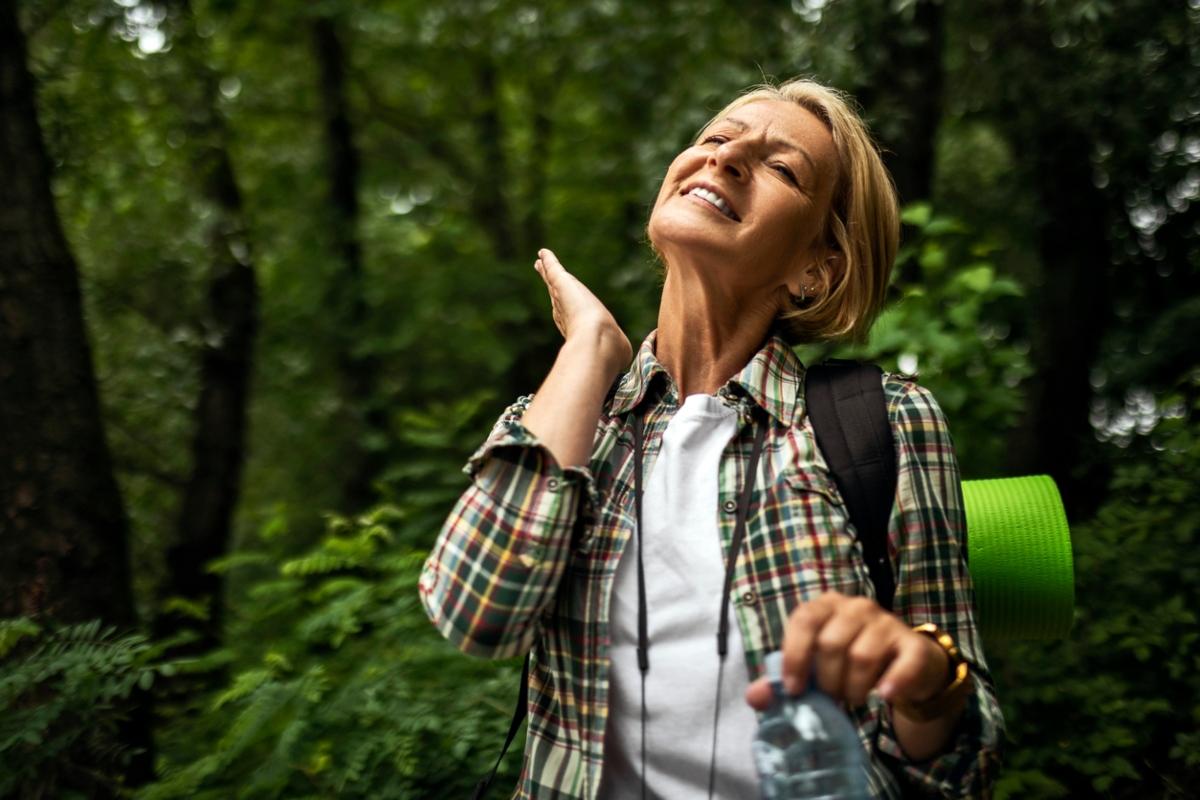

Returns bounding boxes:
[764,651,784,686]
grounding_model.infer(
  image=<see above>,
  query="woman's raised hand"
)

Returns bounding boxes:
[522,249,632,468]
[534,248,631,378]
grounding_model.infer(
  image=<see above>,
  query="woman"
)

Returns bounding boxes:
[419,77,1003,799]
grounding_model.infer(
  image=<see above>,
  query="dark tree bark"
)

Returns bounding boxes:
[1006,122,1112,515]
[0,0,135,630]
[155,0,259,655]
[470,59,520,262]
[855,0,946,208]
[312,15,389,512]
[0,0,154,787]
[972,2,1113,515]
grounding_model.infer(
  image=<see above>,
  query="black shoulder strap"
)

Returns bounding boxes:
[473,653,529,800]
[804,360,898,611]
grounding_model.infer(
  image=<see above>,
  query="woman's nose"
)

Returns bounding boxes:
[708,142,746,179]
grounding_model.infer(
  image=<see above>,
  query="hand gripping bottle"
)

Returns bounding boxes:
[752,651,870,800]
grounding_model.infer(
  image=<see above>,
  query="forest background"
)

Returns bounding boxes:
[2,0,1199,797]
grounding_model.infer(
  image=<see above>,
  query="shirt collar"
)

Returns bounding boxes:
[609,330,671,417]
[609,329,806,425]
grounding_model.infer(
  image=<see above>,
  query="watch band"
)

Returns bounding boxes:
[890,622,973,722]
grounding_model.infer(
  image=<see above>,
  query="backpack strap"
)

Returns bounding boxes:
[473,652,529,800]
[804,360,898,612]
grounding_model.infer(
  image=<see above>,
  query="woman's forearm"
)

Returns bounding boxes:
[418,327,626,659]
[417,251,631,658]
[522,327,628,469]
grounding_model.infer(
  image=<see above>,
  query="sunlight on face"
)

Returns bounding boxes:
[647,99,840,295]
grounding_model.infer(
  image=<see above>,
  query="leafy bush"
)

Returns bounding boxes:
[142,394,525,799]
[141,505,524,800]
[0,618,171,799]
[800,203,1032,477]
[991,388,1200,799]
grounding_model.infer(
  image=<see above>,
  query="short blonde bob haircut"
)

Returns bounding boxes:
[703,78,900,345]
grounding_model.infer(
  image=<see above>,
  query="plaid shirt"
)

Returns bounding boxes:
[420,331,1004,799]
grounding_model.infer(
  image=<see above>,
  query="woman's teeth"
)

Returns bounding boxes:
[688,187,737,220]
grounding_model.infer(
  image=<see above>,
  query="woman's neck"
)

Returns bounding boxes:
[654,265,782,397]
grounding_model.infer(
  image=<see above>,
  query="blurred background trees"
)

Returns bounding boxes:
[1,0,1197,797]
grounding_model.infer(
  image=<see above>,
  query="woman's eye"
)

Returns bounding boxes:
[772,163,798,184]
[701,135,727,145]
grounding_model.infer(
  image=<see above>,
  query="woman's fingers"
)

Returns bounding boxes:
[767,592,924,709]
[532,247,632,373]
[535,250,567,336]
[532,248,592,332]
[539,247,563,274]
[535,248,570,290]
[812,605,872,701]
[843,615,895,707]
[879,633,946,703]
[744,676,773,710]
[780,594,835,695]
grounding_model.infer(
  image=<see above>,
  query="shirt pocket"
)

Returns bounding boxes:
[745,466,874,648]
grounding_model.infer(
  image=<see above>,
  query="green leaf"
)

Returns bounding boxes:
[901,202,932,227]
[955,265,995,293]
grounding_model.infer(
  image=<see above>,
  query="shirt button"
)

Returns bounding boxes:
[741,590,758,605]
[547,478,559,492]
[722,499,737,514]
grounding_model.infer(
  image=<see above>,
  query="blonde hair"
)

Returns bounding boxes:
[701,78,900,345]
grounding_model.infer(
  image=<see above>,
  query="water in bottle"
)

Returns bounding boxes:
[752,651,870,800]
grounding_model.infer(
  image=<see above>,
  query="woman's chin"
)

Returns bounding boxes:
[649,216,739,262]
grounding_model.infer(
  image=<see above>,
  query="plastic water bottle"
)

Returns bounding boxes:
[752,651,870,800]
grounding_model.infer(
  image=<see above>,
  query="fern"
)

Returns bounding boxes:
[140,394,525,797]
[0,618,183,798]
[142,514,524,797]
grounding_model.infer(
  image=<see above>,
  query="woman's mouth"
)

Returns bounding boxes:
[684,185,741,221]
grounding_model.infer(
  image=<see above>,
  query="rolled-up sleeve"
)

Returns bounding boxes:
[418,394,598,659]
[871,380,1005,797]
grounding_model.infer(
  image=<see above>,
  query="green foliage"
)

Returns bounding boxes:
[0,619,174,798]
[991,389,1200,799]
[144,513,524,799]
[799,204,1032,476]
[15,0,1200,796]
[144,398,524,798]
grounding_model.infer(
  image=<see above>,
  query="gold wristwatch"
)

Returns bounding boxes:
[890,622,973,722]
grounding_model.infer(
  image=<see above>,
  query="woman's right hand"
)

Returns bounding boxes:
[534,248,632,378]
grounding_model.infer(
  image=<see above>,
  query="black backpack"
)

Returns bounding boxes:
[473,361,897,799]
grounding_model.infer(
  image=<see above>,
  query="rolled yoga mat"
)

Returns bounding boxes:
[961,475,1075,640]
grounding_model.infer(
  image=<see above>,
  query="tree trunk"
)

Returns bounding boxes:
[974,4,1114,516]
[0,0,154,786]
[855,0,946,208]
[1007,121,1112,515]
[312,15,388,512]
[0,0,135,636]
[156,0,259,656]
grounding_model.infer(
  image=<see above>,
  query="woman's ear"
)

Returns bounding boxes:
[822,251,846,288]
[786,251,843,300]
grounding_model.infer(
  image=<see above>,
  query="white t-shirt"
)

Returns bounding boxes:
[597,393,761,799]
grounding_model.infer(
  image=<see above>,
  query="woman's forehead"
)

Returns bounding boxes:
[710,99,825,138]
[708,99,838,178]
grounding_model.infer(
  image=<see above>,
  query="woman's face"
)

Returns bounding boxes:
[648,98,840,295]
